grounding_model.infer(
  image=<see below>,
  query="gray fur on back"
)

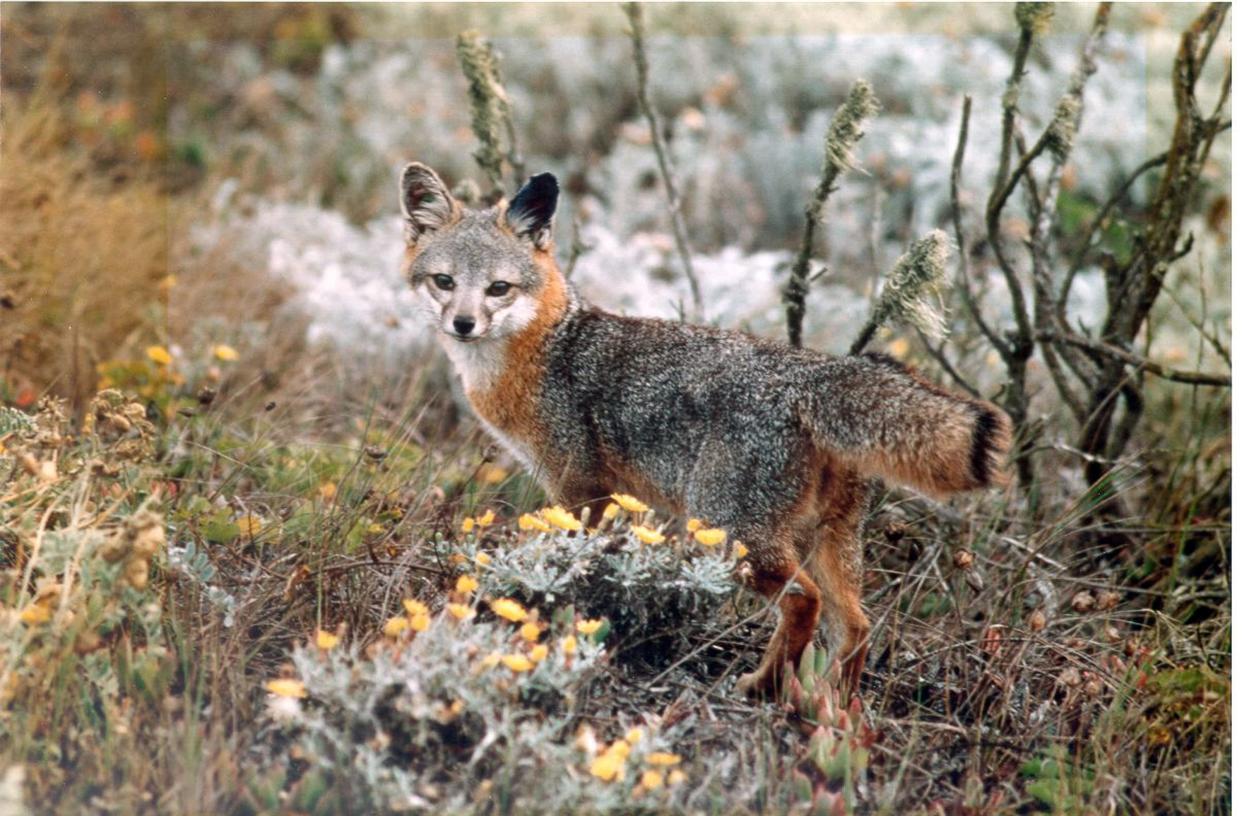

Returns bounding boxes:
[539,304,927,536]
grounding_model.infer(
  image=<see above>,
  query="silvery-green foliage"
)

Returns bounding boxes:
[0,407,35,438]
[168,539,239,627]
[263,603,689,813]
[452,526,737,648]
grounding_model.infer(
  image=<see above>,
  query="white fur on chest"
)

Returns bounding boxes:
[438,334,505,393]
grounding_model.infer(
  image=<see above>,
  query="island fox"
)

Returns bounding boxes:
[399,163,1012,697]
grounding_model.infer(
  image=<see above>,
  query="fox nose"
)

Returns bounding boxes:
[452,316,476,336]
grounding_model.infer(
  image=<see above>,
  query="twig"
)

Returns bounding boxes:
[564,215,589,280]
[1037,331,1230,387]
[1028,4,1113,424]
[915,329,982,399]
[949,95,1006,353]
[1060,152,1169,311]
[984,10,1038,353]
[624,2,704,322]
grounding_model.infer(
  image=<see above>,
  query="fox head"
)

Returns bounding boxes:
[399,163,563,348]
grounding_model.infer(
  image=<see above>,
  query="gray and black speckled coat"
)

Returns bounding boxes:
[399,164,1012,697]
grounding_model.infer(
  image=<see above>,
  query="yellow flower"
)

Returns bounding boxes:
[447,603,475,621]
[461,517,475,533]
[686,518,704,532]
[561,635,577,654]
[540,505,583,532]
[887,337,910,357]
[646,752,682,766]
[518,513,553,533]
[491,598,528,623]
[318,482,337,500]
[382,616,408,637]
[668,769,688,786]
[19,605,50,625]
[456,575,480,595]
[409,613,431,632]
[576,619,603,636]
[212,344,239,362]
[589,751,625,782]
[475,551,492,566]
[640,769,664,790]
[693,528,727,546]
[631,524,666,545]
[610,493,649,513]
[606,739,631,759]
[625,727,644,745]
[265,679,307,698]
[601,502,620,520]
[478,463,508,484]
[530,644,549,662]
[480,651,502,668]
[236,515,263,537]
[735,543,749,559]
[315,629,339,650]
[501,654,534,672]
[403,599,429,617]
[520,622,541,642]
[475,509,495,528]
[146,345,172,365]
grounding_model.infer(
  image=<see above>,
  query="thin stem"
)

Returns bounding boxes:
[1040,331,1230,387]
[624,2,704,322]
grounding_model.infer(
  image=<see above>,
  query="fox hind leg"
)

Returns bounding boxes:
[803,462,872,699]
[812,541,871,698]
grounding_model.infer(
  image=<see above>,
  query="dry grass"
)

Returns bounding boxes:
[0,105,174,412]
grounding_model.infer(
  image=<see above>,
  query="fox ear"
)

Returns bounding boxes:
[400,163,457,244]
[505,173,558,249]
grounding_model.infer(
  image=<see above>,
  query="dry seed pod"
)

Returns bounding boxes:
[952,550,974,569]
[99,531,131,563]
[75,630,104,655]
[1028,610,1047,632]
[1070,591,1095,613]
[1097,590,1121,611]
[127,511,165,558]
[124,558,150,591]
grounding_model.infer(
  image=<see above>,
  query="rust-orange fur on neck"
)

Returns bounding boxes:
[465,250,567,454]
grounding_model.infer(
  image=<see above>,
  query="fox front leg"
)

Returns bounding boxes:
[734,540,822,698]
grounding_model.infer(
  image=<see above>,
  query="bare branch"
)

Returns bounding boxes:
[624,2,704,322]
[916,329,982,399]
[1039,331,1230,387]
[1060,151,1169,312]
[1026,4,1113,423]
[949,95,1007,353]
[984,16,1038,355]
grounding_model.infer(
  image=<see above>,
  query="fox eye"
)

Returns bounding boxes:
[431,274,454,291]
[485,281,512,297]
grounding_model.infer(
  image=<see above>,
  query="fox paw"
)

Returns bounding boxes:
[736,668,780,698]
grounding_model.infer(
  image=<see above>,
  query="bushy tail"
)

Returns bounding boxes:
[799,353,1012,497]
